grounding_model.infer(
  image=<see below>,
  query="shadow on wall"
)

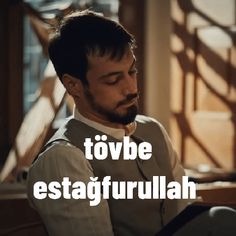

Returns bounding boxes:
[171,0,236,170]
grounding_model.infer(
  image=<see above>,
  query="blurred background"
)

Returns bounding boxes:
[0,0,236,234]
[1,0,236,177]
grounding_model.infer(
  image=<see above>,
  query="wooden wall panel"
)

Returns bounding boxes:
[0,0,23,166]
[170,0,236,170]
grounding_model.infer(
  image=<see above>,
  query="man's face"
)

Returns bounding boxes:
[78,48,139,125]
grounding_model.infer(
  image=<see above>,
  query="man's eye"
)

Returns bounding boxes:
[105,78,120,85]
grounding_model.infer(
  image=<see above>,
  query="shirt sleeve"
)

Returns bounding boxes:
[27,143,114,236]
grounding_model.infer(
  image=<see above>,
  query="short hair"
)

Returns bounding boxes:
[48,10,136,84]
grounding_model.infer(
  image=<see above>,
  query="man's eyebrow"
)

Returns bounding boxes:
[98,58,136,80]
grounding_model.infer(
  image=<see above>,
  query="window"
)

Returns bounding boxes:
[23,0,119,114]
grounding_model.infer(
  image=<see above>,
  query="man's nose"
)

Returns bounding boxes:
[122,74,138,95]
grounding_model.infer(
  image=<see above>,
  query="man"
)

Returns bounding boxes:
[27,10,185,236]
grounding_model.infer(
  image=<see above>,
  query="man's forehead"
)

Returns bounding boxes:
[87,48,135,67]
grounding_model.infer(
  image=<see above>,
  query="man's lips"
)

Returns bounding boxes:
[117,96,138,108]
[119,98,137,107]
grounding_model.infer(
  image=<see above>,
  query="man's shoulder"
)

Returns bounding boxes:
[32,141,84,169]
[134,114,168,141]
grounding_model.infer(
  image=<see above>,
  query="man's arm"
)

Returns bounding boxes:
[27,143,114,236]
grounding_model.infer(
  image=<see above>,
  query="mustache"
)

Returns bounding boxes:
[116,93,139,107]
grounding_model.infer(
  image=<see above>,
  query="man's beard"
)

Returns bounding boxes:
[84,88,138,125]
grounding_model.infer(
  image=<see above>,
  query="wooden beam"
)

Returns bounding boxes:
[119,0,146,113]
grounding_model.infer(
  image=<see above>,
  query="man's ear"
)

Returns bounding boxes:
[62,74,83,97]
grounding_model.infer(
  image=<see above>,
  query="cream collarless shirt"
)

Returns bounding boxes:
[73,108,136,140]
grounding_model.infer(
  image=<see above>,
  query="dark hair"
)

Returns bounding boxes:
[48,10,136,84]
